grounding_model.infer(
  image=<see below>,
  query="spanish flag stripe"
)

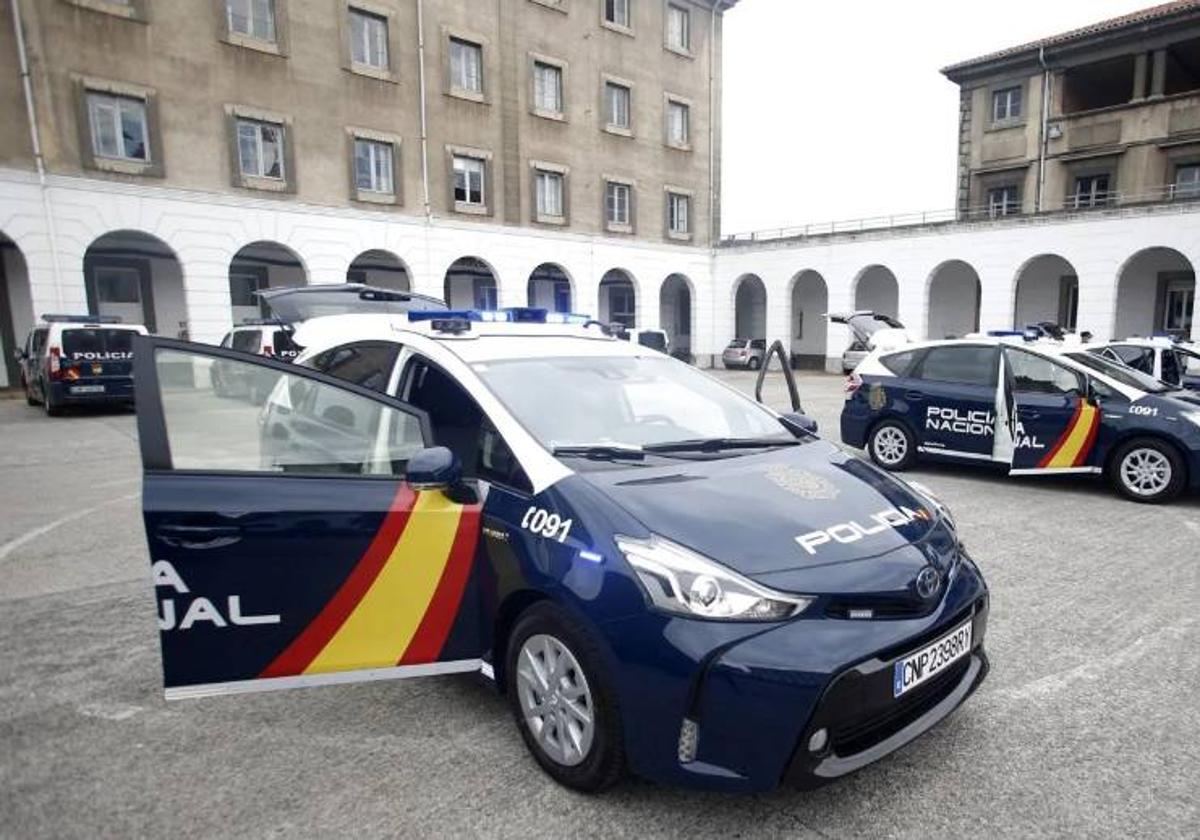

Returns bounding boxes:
[1037,399,1084,469]
[1072,407,1101,467]
[302,492,463,674]
[260,483,417,678]
[1043,403,1100,469]
[397,504,481,665]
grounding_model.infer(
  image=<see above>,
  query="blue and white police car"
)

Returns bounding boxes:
[1087,335,1200,392]
[133,303,988,793]
[841,334,1200,503]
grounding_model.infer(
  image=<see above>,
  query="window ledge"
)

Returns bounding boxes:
[532,108,566,122]
[90,156,159,177]
[354,189,397,205]
[65,0,146,21]
[528,0,568,13]
[985,120,1026,133]
[604,125,634,138]
[667,230,692,242]
[447,87,487,104]
[666,141,693,152]
[347,63,398,84]
[221,32,286,57]
[665,44,694,60]
[606,222,633,234]
[601,20,635,37]
[454,201,489,215]
[239,175,289,192]
[535,213,567,225]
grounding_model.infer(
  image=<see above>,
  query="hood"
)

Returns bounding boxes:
[580,441,948,592]
[828,311,910,349]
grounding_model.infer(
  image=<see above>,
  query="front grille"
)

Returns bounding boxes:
[830,657,970,757]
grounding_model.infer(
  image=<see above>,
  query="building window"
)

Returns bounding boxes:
[605,0,630,27]
[1164,279,1194,333]
[666,3,690,52]
[87,92,148,162]
[535,169,565,219]
[354,138,393,194]
[227,0,276,42]
[666,99,689,147]
[987,185,1018,217]
[450,38,483,94]
[606,181,631,227]
[453,155,485,206]
[991,86,1021,122]
[349,8,388,69]
[1174,164,1200,199]
[533,61,563,114]
[668,191,690,236]
[605,82,631,130]
[1071,173,1111,208]
[237,118,285,179]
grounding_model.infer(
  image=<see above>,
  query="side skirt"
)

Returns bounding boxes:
[165,659,484,700]
[1008,467,1102,476]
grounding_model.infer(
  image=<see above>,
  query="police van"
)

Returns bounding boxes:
[841,335,1200,503]
[1088,336,1200,392]
[133,303,989,793]
[17,314,147,415]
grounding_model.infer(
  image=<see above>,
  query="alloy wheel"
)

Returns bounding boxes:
[874,425,908,466]
[1119,447,1172,497]
[515,633,595,767]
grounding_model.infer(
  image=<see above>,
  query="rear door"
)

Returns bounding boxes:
[135,337,484,699]
[1003,347,1100,474]
[907,344,999,460]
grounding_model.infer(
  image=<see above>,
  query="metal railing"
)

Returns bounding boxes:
[720,184,1200,245]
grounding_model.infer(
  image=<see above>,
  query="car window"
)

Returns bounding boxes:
[231,330,261,353]
[1161,350,1181,386]
[725,339,745,349]
[154,347,426,475]
[880,349,921,376]
[29,328,48,355]
[61,328,135,359]
[1110,344,1154,375]
[219,332,232,348]
[1064,351,1171,393]
[310,341,399,393]
[916,346,998,387]
[402,357,529,491]
[1006,348,1083,396]
[750,339,766,349]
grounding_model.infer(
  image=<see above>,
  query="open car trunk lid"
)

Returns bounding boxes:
[257,284,448,324]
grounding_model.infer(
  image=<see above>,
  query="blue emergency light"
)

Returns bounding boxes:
[407,307,592,325]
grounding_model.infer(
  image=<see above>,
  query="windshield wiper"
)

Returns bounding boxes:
[552,444,646,461]
[642,436,800,454]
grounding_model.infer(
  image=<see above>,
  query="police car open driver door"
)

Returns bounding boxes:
[134,337,484,699]
[1003,346,1101,475]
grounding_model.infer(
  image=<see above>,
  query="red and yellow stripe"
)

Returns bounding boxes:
[1037,399,1100,469]
[261,485,480,678]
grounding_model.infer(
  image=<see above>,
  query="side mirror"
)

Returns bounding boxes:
[781,411,819,436]
[13,349,26,362]
[408,446,461,491]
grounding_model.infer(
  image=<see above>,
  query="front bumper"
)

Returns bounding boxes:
[599,552,989,792]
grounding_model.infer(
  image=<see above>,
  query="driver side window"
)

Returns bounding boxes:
[1006,349,1083,396]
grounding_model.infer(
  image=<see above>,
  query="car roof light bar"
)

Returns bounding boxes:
[41,313,123,324]
[408,308,594,325]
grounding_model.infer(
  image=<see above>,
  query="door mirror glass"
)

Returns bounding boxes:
[407,446,461,490]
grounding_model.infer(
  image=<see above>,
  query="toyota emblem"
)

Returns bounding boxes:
[915,566,941,600]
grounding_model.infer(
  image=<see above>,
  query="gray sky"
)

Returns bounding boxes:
[720,0,1154,235]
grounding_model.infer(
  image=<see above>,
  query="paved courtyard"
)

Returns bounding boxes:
[0,370,1197,838]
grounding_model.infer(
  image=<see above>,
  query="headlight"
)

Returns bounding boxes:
[615,534,812,621]
[905,479,956,531]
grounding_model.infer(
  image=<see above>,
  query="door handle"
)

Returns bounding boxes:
[904,390,926,401]
[1017,407,1041,420]
[157,524,241,549]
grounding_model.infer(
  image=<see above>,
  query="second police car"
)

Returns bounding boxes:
[841,333,1200,503]
[132,301,989,793]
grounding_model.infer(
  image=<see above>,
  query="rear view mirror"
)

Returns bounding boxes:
[408,446,461,491]
[781,411,819,436]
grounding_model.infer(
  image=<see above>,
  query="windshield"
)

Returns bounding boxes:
[474,355,790,451]
[61,328,136,360]
[1064,351,1172,393]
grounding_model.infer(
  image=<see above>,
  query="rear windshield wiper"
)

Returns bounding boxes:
[642,437,800,454]
[552,444,646,461]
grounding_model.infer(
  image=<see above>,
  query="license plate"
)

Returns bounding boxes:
[70,385,105,394]
[893,620,972,698]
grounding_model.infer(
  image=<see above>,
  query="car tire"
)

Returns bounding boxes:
[748,357,761,371]
[867,419,916,471]
[24,380,37,406]
[1109,437,1185,504]
[505,602,624,793]
[43,393,62,417]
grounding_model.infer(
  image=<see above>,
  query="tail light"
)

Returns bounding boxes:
[49,346,62,380]
[844,373,863,397]
[263,346,274,357]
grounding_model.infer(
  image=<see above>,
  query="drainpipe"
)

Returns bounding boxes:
[708,0,719,245]
[10,0,64,304]
[1036,46,1051,213]
[415,0,432,220]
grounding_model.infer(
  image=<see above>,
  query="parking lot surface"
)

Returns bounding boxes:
[1,370,1197,838]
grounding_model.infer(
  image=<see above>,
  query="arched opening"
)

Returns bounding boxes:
[527,263,572,313]
[1114,247,1195,339]
[853,265,899,317]
[790,270,827,369]
[0,233,32,388]
[444,256,498,310]
[1013,254,1078,330]
[733,274,767,340]
[347,249,409,290]
[927,260,981,339]
[659,273,693,360]
[84,230,186,336]
[599,268,636,327]
[229,241,307,324]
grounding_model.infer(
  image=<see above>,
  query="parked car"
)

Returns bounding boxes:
[722,338,766,369]
[829,312,909,374]
[1089,336,1200,391]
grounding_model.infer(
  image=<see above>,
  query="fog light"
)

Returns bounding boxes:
[807,727,828,754]
[678,718,699,763]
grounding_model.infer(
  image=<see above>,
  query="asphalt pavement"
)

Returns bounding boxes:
[0,371,1197,838]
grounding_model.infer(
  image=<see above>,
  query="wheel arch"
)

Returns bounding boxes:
[491,588,553,692]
